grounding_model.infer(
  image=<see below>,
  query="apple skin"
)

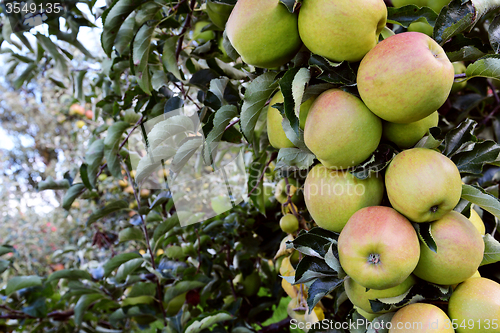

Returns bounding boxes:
[357,32,454,124]
[226,0,302,68]
[382,111,439,149]
[298,0,387,62]
[345,275,416,315]
[280,214,299,234]
[338,206,420,290]
[427,0,450,13]
[451,62,467,93]
[304,89,382,169]
[389,303,454,333]
[413,211,484,285]
[206,0,234,30]
[304,164,384,233]
[448,277,500,333]
[392,0,428,7]
[354,306,379,321]
[385,148,462,222]
[407,21,433,36]
[469,207,486,235]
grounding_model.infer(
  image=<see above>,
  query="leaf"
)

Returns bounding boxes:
[279,67,302,137]
[37,176,70,191]
[350,144,396,180]
[79,164,92,190]
[164,280,207,303]
[222,30,239,61]
[35,33,68,77]
[171,137,203,173]
[62,183,86,210]
[184,312,233,333]
[87,200,129,226]
[116,258,145,281]
[433,0,475,45]
[442,118,477,157]
[279,0,296,12]
[115,11,137,55]
[415,223,438,253]
[162,36,182,81]
[104,252,142,277]
[308,55,357,86]
[0,260,9,274]
[74,294,105,326]
[101,0,145,56]
[480,234,500,266]
[452,140,500,174]
[387,5,438,28]
[466,54,500,81]
[275,148,315,172]
[240,72,278,142]
[294,257,337,284]
[5,276,42,295]
[366,313,395,333]
[0,245,14,256]
[306,276,343,315]
[490,14,500,54]
[121,295,154,307]
[132,20,159,95]
[461,184,500,221]
[104,121,130,179]
[204,105,239,164]
[415,127,443,150]
[289,233,332,258]
[324,243,344,276]
[86,139,105,187]
[153,215,180,243]
[119,227,144,243]
[292,68,311,119]
[281,117,308,150]
[13,63,37,89]
[47,269,93,283]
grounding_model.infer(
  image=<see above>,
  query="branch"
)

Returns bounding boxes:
[175,0,197,61]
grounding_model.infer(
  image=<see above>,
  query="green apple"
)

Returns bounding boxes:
[304,164,384,232]
[407,21,433,36]
[392,0,428,7]
[299,96,315,130]
[385,148,462,222]
[234,271,261,297]
[382,111,439,149]
[389,303,454,333]
[357,32,454,123]
[427,0,450,13]
[267,91,295,149]
[206,0,234,30]
[226,0,302,68]
[192,21,215,43]
[338,206,420,290]
[298,0,387,62]
[274,178,300,205]
[469,206,486,235]
[413,211,484,285]
[451,61,467,93]
[345,275,416,315]
[280,214,299,234]
[448,277,500,333]
[303,89,382,169]
[354,306,379,321]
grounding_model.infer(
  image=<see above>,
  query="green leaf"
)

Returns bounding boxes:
[74,294,105,326]
[62,183,86,210]
[86,139,105,187]
[80,164,93,190]
[444,35,489,63]
[87,200,129,226]
[294,257,337,284]
[164,280,206,303]
[489,14,500,54]
[461,184,500,221]
[171,137,203,173]
[279,67,302,137]
[452,140,500,174]
[292,68,311,119]
[116,258,145,282]
[442,118,477,157]
[306,277,343,315]
[35,33,68,77]
[222,30,239,61]
[121,295,154,307]
[0,260,10,274]
[433,0,475,45]
[104,252,142,277]
[350,144,396,180]
[466,55,500,81]
[184,312,233,333]
[132,20,159,95]
[5,276,42,295]
[324,243,344,276]
[162,36,182,81]
[104,121,130,179]
[279,0,296,12]
[415,127,443,150]
[13,63,37,89]
[203,105,239,165]
[387,5,438,28]
[308,55,356,86]
[119,227,145,243]
[480,234,500,266]
[240,72,278,142]
[275,148,315,172]
[115,11,137,55]
[47,269,93,283]
[288,232,333,258]
[0,245,14,256]
[415,223,438,253]
[153,215,180,243]
[75,70,86,103]
[37,176,70,191]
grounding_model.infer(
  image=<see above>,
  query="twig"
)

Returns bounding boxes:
[226,245,237,299]
[487,80,500,105]
[225,118,240,131]
[248,152,278,196]
[175,0,197,62]
[481,105,500,125]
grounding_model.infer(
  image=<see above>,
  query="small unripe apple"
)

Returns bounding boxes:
[407,21,433,36]
[98,173,108,181]
[280,214,299,234]
[451,61,467,93]
[192,21,215,43]
[76,120,85,129]
[274,178,300,205]
[382,111,439,149]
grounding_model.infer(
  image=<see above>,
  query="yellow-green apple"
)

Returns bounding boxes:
[448,277,500,333]
[299,97,315,130]
[354,306,379,321]
[274,178,301,204]
[357,32,454,123]
[413,211,484,285]
[338,206,420,290]
[451,62,467,93]
[389,303,454,333]
[192,21,215,43]
[385,148,462,222]
[407,21,433,36]
[206,0,234,30]
[298,0,387,62]
[469,206,486,235]
[392,0,428,7]
[303,89,382,169]
[451,270,480,290]
[226,0,301,68]
[303,164,384,232]
[427,0,450,12]
[76,120,85,129]
[280,214,299,234]
[345,275,416,314]
[382,111,439,148]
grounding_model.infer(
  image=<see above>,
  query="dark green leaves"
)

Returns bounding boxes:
[275,148,315,172]
[465,55,500,81]
[481,234,500,266]
[350,145,396,180]
[461,184,500,221]
[85,139,105,187]
[387,5,438,28]
[104,252,142,277]
[442,118,476,157]
[132,20,160,95]
[87,200,129,226]
[104,121,130,179]
[452,140,500,174]
[433,0,475,45]
[62,183,86,210]
[47,269,93,283]
[308,55,356,86]
[415,223,438,253]
[5,276,42,295]
[37,176,70,191]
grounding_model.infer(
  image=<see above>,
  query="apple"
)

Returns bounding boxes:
[389,303,454,333]
[451,270,480,290]
[391,0,428,7]
[226,0,302,68]
[304,164,384,232]
[385,148,462,222]
[338,206,420,290]
[451,62,467,93]
[69,103,85,116]
[280,214,299,234]
[274,178,300,205]
[448,277,500,333]
[345,275,416,315]
[267,91,295,149]
[85,110,93,120]
[192,21,215,43]
[354,306,379,321]
[469,206,486,235]
[234,271,261,297]
[357,32,454,123]
[382,111,439,149]
[299,97,315,130]
[76,120,85,129]
[206,0,234,30]
[298,0,387,62]
[407,21,433,36]
[413,211,484,285]
[303,89,382,169]
[427,0,450,13]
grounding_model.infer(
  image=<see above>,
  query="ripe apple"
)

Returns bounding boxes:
[413,211,484,285]
[357,32,454,123]
[69,103,85,116]
[304,164,384,232]
[382,111,439,149]
[192,21,215,43]
[345,275,416,315]
[392,0,428,7]
[280,214,299,234]
[338,206,420,290]
[448,277,500,333]
[385,148,462,222]
[298,0,387,62]
[226,0,302,68]
[303,89,382,169]
[407,21,433,36]
[206,0,234,30]
[469,206,486,235]
[85,110,93,120]
[451,62,467,93]
[389,303,454,333]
